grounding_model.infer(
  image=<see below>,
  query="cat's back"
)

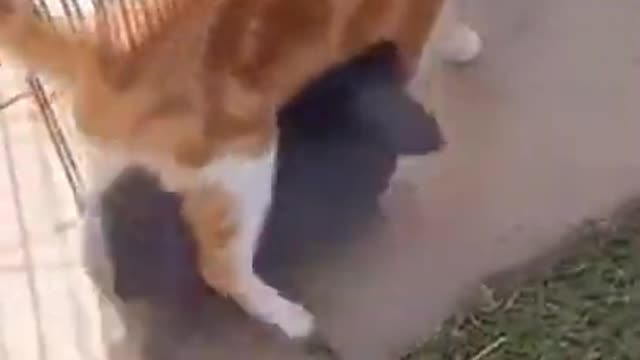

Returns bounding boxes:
[87,0,444,165]
[98,0,443,96]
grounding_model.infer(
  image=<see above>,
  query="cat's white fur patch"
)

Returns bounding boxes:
[199,146,315,338]
[83,140,314,338]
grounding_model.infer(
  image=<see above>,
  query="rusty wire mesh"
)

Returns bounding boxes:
[0,1,166,359]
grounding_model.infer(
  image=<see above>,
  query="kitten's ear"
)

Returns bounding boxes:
[356,86,445,155]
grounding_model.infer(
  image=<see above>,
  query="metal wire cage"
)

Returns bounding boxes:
[0,1,163,359]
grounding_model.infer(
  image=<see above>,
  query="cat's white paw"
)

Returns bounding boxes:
[268,297,315,339]
[437,24,482,64]
[253,293,315,338]
[241,280,316,338]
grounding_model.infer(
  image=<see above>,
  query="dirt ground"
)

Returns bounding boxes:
[0,0,639,359]
[323,0,640,357]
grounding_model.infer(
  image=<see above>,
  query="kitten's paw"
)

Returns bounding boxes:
[437,24,482,64]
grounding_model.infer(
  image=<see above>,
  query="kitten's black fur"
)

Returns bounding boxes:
[256,42,444,273]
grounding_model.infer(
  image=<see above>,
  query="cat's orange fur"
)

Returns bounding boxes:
[0,0,469,342]
[2,0,446,159]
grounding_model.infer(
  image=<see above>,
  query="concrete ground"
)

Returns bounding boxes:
[0,0,639,358]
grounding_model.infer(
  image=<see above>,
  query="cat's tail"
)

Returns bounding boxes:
[0,3,98,83]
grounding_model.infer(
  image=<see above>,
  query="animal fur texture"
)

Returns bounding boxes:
[0,0,480,340]
[89,43,442,358]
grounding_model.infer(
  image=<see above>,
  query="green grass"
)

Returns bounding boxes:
[407,202,640,360]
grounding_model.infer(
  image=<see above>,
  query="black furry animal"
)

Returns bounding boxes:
[256,42,444,273]
[96,41,444,312]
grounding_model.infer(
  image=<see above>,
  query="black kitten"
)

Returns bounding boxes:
[256,42,444,272]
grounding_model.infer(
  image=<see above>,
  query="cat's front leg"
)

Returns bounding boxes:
[181,184,315,339]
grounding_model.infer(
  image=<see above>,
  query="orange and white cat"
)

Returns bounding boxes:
[0,0,480,340]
